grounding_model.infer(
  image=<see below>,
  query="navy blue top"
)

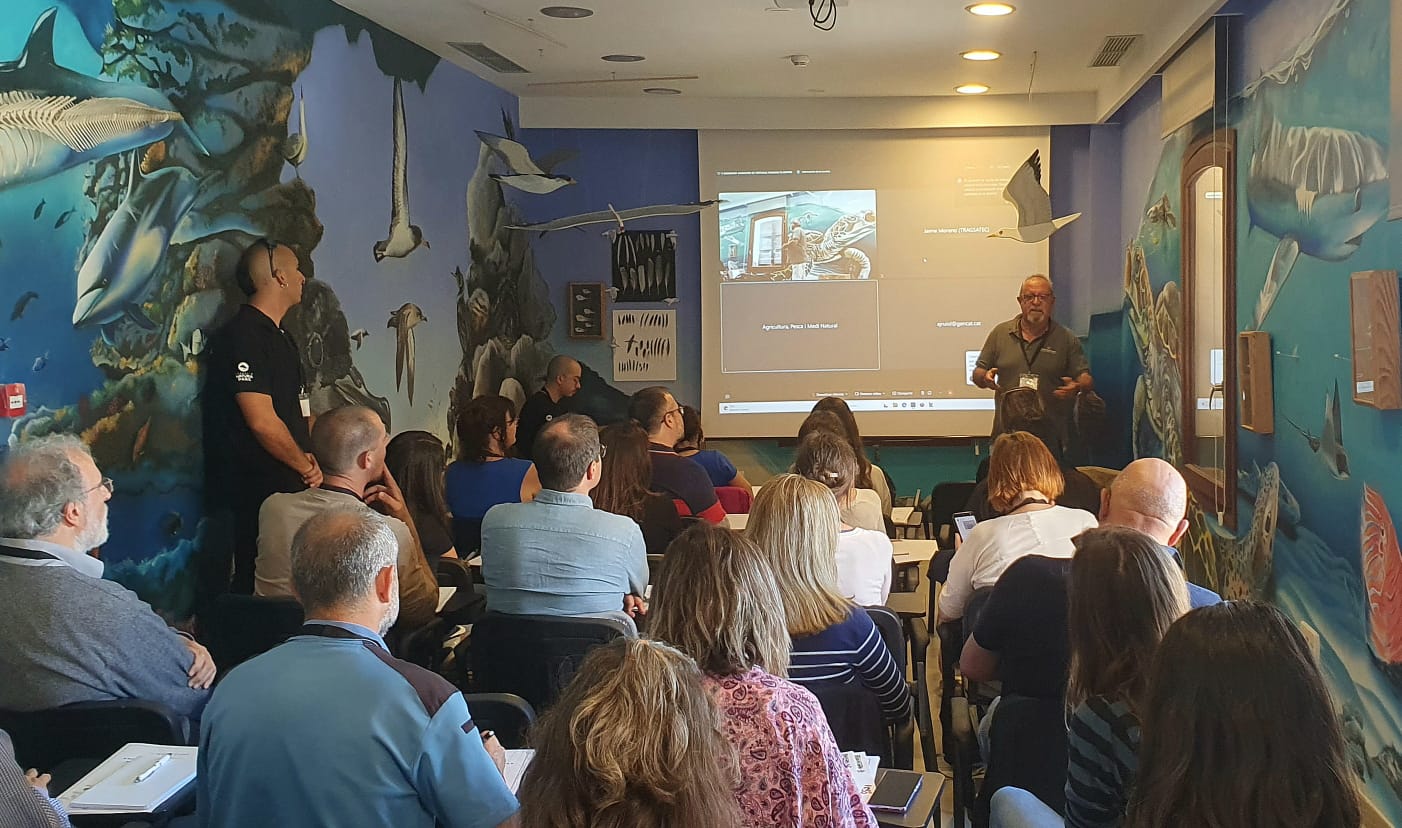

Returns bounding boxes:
[445,458,532,520]
[789,606,908,722]
[685,449,738,488]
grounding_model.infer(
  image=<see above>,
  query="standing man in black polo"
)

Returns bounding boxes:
[516,354,581,461]
[972,274,1093,452]
[204,240,320,595]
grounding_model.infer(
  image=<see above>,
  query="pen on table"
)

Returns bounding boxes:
[133,753,172,783]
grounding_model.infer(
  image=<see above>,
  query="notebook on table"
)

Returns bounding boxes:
[59,743,197,815]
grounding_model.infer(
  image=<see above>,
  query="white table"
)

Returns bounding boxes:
[889,539,940,565]
[724,513,749,531]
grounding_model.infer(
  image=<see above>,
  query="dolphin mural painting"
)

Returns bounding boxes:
[1247,106,1389,329]
[0,9,207,193]
[72,166,201,333]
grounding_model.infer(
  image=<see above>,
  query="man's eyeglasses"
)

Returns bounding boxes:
[664,406,683,419]
[84,477,114,497]
[597,445,608,462]
[1019,293,1053,304]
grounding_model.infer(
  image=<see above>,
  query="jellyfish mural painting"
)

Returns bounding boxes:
[1247,107,1390,329]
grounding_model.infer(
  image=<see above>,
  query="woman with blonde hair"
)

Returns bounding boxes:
[651,521,876,827]
[517,637,742,828]
[938,431,1096,623]
[794,430,892,604]
[748,474,908,724]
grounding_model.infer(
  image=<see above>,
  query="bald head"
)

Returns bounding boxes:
[310,406,387,477]
[1102,458,1189,545]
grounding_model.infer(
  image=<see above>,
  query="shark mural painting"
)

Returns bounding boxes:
[1118,0,1402,817]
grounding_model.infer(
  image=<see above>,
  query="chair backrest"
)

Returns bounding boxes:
[864,606,907,676]
[647,554,667,585]
[471,612,635,712]
[865,605,915,769]
[979,694,1070,819]
[198,593,305,674]
[928,481,977,546]
[453,517,484,559]
[0,700,189,772]
[714,486,752,514]
[807,678,889,762]
[462,692,537,749]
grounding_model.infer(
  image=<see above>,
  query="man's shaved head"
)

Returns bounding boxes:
[1103,458,1189,544]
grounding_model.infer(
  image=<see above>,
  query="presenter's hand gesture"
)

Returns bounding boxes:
[366,468,411,523]
[1053,376,1080,400]
[979,367,998,390]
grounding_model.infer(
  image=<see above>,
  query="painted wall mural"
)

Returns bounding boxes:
[0,0,599,618]
[1117,0,1402,817]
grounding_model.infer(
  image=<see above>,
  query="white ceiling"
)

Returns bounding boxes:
[332,0,1229,128]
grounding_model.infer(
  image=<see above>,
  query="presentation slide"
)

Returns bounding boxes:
[699,128,1051,438]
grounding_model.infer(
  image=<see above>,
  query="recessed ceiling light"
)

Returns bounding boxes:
[601,54,645,62]
[966,3,1015,16]
[540,6,593,18]
[961,50,1002,61]
[955,83,990,94]
[643,87,682,95]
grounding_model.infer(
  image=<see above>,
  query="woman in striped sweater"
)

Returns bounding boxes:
[747,474,909,725]
[990,526,1188,828]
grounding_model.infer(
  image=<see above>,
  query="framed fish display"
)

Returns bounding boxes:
[568,282,605,340]
[611,231,677,302]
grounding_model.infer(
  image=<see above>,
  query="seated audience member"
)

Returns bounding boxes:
[650,522,877,827]
[518,638,741,828]
[199,507,519,828]
[0,436,213,718]
[594,422,683,555]
[794,430,893,604]
[3,728,71,828]
[748,474,909,723]
[1099,458,1220,608]
[938,432,1097,623]
[674,405,752,492]
[968,387,1101,520]
[629,387,725,523]
[516,354,581,461]
[813,396,893,517]
[984,527,1189,828]
[255,406,437,634]
[385,430,458,561]
[480,414,648,618]
[1125,603,1360,828]
[445,395,541,538]
[797,410,883,531]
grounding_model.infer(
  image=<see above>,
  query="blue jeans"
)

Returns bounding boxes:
[990,787,1063,828]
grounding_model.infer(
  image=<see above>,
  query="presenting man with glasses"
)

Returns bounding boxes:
[972,275,1093,452]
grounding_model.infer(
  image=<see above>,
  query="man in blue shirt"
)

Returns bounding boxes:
[481,414,648,619]
[198,506,519,828]
[1099,458,1221,608]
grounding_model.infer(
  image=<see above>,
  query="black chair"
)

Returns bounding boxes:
[976,695,1070,826]
[462,692,536,749]
[452,517,484,560]
[866,607,916,769]
[470,612,635,712]
[1,700,190,793]
[924,481,977,547]
[647,553,666,585]
[197,593,304,674]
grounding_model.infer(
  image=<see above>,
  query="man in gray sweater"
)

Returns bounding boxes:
[0,436,214,719]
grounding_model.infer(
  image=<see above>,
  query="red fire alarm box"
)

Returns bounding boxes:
[3,383,26,417]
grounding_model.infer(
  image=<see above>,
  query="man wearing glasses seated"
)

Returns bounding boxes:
[0,436,215,720]
[972,274,1094,454]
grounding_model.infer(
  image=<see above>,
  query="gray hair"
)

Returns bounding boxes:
[310,406,385,476]
[0,435,92,539]
[290,505,397,613]
[534,414,601,491]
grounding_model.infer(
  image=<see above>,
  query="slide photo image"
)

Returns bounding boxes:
[719,190,876,282]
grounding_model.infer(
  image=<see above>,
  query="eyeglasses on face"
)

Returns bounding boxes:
[1019,292,1053,303]
[84,477,114,497]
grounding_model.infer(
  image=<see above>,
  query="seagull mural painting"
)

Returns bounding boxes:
[1283,378,1351,480]
[990,150,1081,243]
[0,8,206,193]
[388,302,425,405]
[475,130,576,194]
[374,78,427,261]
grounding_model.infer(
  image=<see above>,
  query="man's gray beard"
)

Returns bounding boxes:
[378,572,401,636]
[75,517,109,553]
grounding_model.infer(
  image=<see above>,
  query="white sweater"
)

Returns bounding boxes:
[836,527,893,606]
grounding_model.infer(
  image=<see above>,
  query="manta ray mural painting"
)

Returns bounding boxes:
[1118,0,1402,817]
[0,0,608,619]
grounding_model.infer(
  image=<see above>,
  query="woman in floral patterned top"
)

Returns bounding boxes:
[650,522,877,828]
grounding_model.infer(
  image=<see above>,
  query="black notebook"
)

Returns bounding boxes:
[868,769,922,812]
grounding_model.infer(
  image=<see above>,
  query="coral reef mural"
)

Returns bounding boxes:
[0,0,592,619]
[1119,0,1402,817]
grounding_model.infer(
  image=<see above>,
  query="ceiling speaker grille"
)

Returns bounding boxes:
[448,42,528,73]
[1090,34,1141,68]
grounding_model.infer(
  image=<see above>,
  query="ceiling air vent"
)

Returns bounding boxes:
[1089,34,1141,68]
[448,42,529,73]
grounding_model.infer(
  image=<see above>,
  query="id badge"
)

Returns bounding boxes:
[1018,374,1040,390]
[299,389,311,418]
